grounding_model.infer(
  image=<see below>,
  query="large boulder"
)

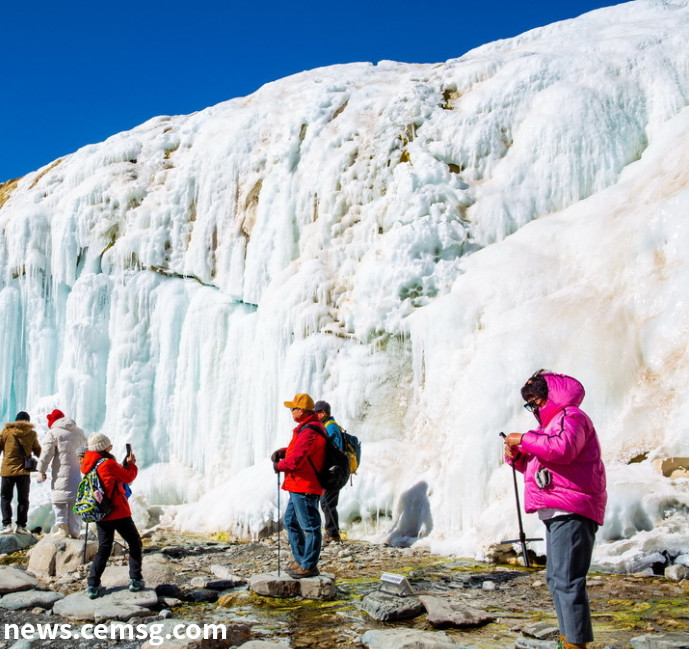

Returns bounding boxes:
[0,589,64,610]
[247,571,300,598]
[299,573,336,600]
[359,591,425,622]
[248,570,336,600]
[100,552,178,589]
[361,629,462,649]
[418,595,494,628]
[631,633,689,649]
[0,566,44,595]
[0,532,37,556]
[52,587,159,621]
[27,536,98,577]
[664,564,689,582]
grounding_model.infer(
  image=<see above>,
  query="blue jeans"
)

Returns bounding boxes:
[544,514,597,644]
[284,492,322,570]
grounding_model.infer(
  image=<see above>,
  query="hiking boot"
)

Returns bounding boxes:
[0,525,12,535]
[287,566,319,579]
[87,585,105,599]
[14,526,29,535]
[323,532,341,543]
[129,579,146,592]
[563,643,587,649]
[287,561,301,572]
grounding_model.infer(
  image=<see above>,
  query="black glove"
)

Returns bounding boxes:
[271,449,286,463]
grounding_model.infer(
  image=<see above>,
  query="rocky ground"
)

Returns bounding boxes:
[1,529,688,649]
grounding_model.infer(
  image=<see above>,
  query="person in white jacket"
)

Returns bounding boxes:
[37,409,87,538]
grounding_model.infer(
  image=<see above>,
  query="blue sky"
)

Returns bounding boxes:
[2,0,622,183]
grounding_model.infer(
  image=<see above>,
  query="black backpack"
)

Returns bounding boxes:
[305,425,350,491]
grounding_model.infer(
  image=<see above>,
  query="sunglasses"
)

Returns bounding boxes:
[524,400,539,412]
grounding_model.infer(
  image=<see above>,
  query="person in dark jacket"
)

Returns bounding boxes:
[0,411,41,535]
[272,393,327,579]
[314,400,344,543]
[81,432,143,598]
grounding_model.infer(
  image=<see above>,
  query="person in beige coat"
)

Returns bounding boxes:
[0,411,41,534]
[37,409,88,538]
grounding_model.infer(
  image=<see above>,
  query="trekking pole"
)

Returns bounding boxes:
[276,471,281,576]
[499,432,542,568]
[82,522,89,564]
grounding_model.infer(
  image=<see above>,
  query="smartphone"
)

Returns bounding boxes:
[123,443,132,467]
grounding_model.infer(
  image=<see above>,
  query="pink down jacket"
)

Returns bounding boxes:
[508,373,607,526]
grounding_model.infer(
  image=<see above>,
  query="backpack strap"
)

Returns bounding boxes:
[12,434,29,457]
[93,457,108,480]
[302,423,326,438]
[326,420,345,449]
[93,457,115,499]
[302,424,327,482]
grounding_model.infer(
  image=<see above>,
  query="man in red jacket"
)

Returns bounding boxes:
[272,393,327,578]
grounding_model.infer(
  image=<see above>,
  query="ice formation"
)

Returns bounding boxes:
[1,0,689,572]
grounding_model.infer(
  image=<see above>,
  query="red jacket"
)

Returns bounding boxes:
[81,451,138,522]
[277,414,327,495]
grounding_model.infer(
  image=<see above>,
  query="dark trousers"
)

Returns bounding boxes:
[544,514,598,644]
[88,516,143,587]
[1,475,31,527]
[320,488,340,537]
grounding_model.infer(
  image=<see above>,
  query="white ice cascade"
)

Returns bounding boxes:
[1,0,689,571]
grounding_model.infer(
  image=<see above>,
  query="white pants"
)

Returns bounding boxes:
[53,500,81,538]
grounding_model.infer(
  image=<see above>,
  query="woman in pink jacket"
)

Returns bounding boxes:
[504,371,607,649]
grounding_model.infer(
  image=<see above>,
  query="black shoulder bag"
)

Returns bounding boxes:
[13,434,38,472]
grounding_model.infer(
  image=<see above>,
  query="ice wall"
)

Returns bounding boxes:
[1,0,689,571]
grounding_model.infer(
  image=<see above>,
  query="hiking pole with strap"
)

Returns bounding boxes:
[276,470,281,576]
[82,522,89,564]
[499,432,542,567]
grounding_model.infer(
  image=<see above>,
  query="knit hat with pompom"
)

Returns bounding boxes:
[88,433,112,452]
[46,409,65,428]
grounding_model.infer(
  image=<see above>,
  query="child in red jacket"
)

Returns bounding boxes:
[81,433,143,599]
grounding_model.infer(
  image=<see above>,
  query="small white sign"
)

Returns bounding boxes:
[379,572,414,596]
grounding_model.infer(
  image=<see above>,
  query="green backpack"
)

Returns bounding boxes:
[73,459,111,522]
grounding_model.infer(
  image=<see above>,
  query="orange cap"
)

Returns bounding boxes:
[283,393,315,410]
